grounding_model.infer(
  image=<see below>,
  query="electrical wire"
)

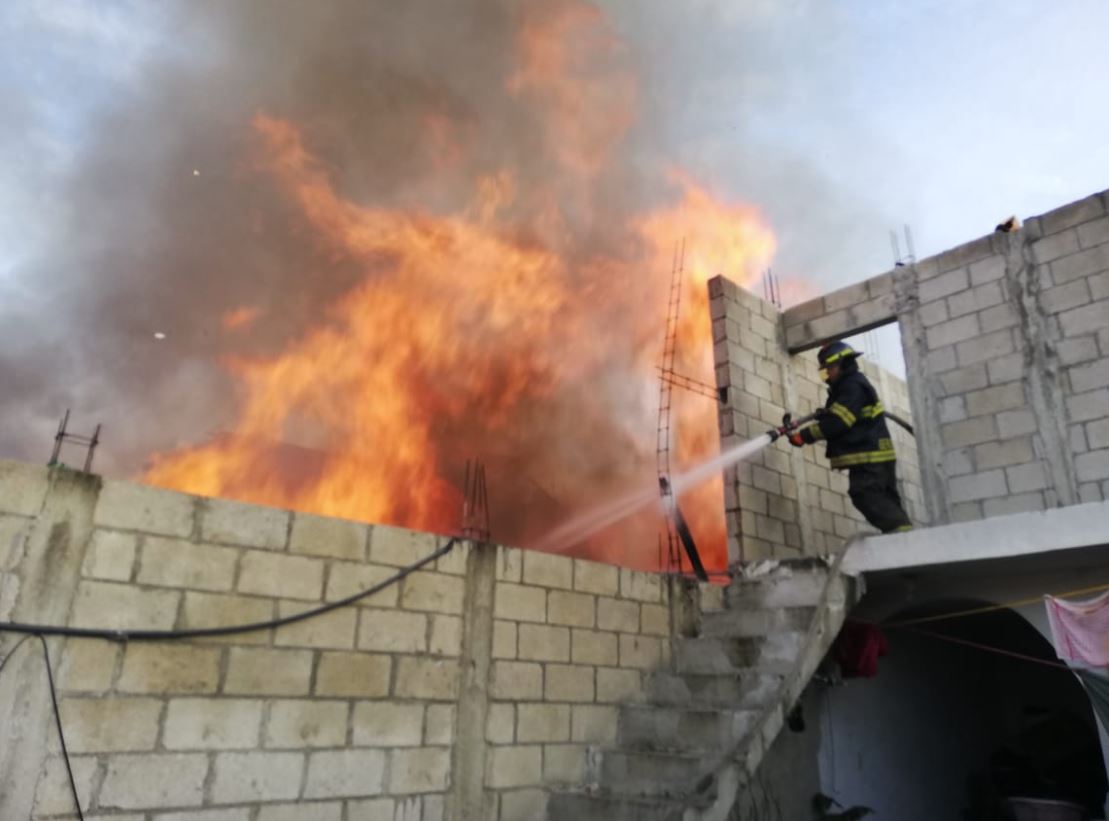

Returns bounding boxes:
[0,538,458,819]
[881,580,1109,628]
[0,538,456,641]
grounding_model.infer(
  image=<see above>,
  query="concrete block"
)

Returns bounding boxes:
[619,634,663,669]
[754,514,785,543]
[1069,357,1109,394]
[997,409,1038,437]
[358,608,427,653]
[82,530,137,581]
[370,525,438,567]
[597,597,638,632]
[400,570,466,616]
[957,329,1015,367]
[620,569,663,603]
[59,697,162,752]
[346,799,397,820]
[486,745,542,788]
[238,550,324,601]
[491,660,543,700]
[597,667,643,704]
[926,344,958,373]
[308,751,389,800]
[500,789,547,821]
[493,620,517,658]
[974,438,1034,470]
[395,657,458,700]
[211,751,304,803]
[201,498,288,550]
[1076,449,1109,482]
[1052,245,1109,285]
[118,644,221,694]
[435,540,469,575]
[983,492,1046,517]
[951,502,983,522]
[1041,195,1105,234]
[1042,279,1092,313]
[1088,418,1109,450]
[1057,300,1109,338]
[571,629,618,666]
[969,255,1007,286]
[544,743,587,783]
[918,299,949,327]
[783,296,825,326]
[1006,461,1049,493]
[1066,388,1109,422]
[70,580,179,631]
[181,591,273,644]
[487,703,515,743]
[495,547,523,582]
[748,312,779,341]
[325,561,399,608]
[966,382,1026,417]
[272,601,356,649]
[523,550,574,589]
[495,582,547,623]
[640,603,669,637]
[979,302,1019,333]
[1071,423,1089,453]
[99,753,209,809]
[95,480,194,538]
[315,651,391,698]
[32,754,98,816]
[1081,483,1104,503]
[948,470,1008,503]
[547,590,595,628]
[571,704,619,744]
[224,647,313,695]
[848,293,897,328]
[518,623,571,662]
[944,448,973,477]
[425,703,454,745]
[430,614,462,656]
[1090,271,1109,300]
[0,460,50,516]
[919,268,969,304]
[351,701,423,746]
[939,396,967,424]
[1058,336,1101,367]
[517,704,571,743]
[545,663,595,702]
[571,560,617,598]
[290,513,367,560]
[154,810,251,821]
[942,416,998,449]
[944,284,1006,319]
[138,536,238,591]
[1031,229,1081,264]
[257,804,341,821]
[389,747,450,794]
[986,354,1025,386]
[58,639,120,691]
[1076,215,1109,248]
[163,698,263,750]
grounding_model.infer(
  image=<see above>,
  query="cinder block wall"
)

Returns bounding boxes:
[709,279,924,564]
[780,188,1109,527]
[0,460,673,821]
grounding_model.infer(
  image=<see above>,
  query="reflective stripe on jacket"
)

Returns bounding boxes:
[808,368,896,469]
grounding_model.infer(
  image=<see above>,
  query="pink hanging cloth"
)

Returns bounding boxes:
[1045,590,1109,667]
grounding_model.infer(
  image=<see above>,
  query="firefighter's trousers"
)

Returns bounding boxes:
[847,461,912,534]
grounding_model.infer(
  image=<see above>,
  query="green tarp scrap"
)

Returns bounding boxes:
[1076,669,1109,731]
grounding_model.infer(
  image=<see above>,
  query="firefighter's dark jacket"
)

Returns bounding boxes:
[803,363,896,468]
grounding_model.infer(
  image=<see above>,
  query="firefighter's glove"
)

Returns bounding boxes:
[788,428,815,448]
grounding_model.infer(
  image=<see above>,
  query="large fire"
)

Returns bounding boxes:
[144,1,776,571]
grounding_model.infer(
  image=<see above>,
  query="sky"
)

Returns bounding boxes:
[2,0,1108,482]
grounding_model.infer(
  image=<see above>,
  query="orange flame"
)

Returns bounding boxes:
[144,2,776,572]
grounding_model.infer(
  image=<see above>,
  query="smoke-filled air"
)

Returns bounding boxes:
[1,0,780,571]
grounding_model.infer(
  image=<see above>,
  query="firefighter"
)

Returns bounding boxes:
[787,341,912,534]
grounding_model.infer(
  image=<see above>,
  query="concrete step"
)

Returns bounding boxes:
[701,605,813,638]
[646,670,782,709]
[725,567,829,610]
[752,630,808,675]
[598,748,710,799]
[618,704,758,753]
[673,637,759,675]
[545,789,692,821]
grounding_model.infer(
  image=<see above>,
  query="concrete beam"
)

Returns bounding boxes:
[782,272,898,352]
[842,498,1109,574]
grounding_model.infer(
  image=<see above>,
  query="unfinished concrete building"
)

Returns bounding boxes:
[2,188,1109,820]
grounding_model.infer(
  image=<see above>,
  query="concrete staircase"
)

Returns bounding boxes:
[545,560,856,821]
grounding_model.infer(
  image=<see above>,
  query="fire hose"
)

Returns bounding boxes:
[766,409,915,442]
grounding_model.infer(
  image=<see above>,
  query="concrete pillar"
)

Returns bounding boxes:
[0,467,100,820]
[448,541,497,821]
